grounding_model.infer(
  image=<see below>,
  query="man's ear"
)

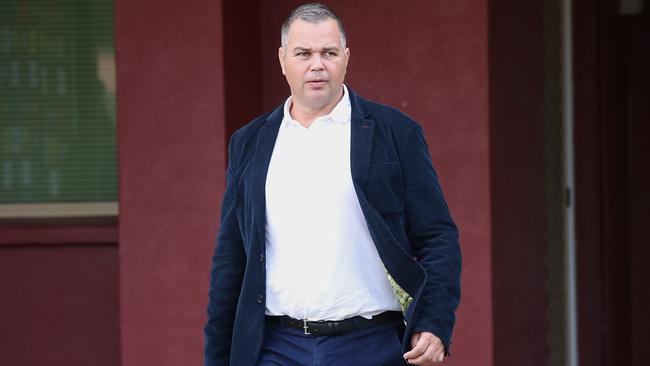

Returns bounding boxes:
[345,48,350,65]
[278,47,286,75]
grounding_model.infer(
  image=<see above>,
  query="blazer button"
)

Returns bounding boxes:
[257,294,265,304]
[259,254,264,262]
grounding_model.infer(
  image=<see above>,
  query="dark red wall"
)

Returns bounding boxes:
[223,0,263,139]
[257,1,492,365]
[625,10,650,366]
[118,1,649,366]
[0,235,119,366]
[115,0,227,365]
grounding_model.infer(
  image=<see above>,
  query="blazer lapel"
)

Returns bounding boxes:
[349,89,374,190]
[251,107,282,246]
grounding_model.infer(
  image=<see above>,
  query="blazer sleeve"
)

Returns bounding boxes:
[204,132,246,366]
[399,123,462,354]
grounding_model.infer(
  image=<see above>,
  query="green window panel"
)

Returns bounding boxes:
[0,0,116,205]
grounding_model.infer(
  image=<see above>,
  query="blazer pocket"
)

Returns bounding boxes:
[366,162,405,214]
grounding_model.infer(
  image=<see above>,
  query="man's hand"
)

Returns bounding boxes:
[403,332,445,365]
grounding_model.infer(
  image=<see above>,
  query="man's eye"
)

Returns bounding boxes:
[325,52,337,57]
[296,52,309,57]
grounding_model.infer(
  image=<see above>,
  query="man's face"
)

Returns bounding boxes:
[279,19,350,112]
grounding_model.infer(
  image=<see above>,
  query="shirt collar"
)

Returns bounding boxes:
[280,84,351,130]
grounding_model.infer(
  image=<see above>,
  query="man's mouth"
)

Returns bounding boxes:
[307,79,328,85]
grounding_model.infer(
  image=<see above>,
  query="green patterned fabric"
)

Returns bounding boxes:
[385,268,413,314]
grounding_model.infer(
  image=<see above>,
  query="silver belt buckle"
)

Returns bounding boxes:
[302,319,311,335]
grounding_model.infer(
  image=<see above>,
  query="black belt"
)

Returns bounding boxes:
[265,311,403,336]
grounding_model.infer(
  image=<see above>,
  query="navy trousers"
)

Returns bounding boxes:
[256,319,407,366]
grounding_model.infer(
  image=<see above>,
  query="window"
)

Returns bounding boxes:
[0,0,117,217]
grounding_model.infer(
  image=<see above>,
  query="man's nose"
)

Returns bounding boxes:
[310,54,324,71]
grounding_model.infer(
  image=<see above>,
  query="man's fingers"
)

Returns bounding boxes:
[411,332,421,348]
[404,333,426,359]
[406,343,433,365]
[404,332,437,359]
[404,332,445,365]
[437,351,445,363]
[408,345,444,365]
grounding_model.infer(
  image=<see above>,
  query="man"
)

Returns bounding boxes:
[205,3,461,366]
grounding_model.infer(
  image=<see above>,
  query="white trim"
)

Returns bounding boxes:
[0,202,118,218]
[562,0,579,365]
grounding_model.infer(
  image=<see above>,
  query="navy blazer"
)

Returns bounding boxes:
[205,87,461,366]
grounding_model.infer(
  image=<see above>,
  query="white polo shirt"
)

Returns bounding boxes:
[264,86,401,321]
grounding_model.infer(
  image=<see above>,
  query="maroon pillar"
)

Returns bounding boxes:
[489,0,550,365]
[573,0,636,364]
[625,11,650,366]
[114,1,226,365]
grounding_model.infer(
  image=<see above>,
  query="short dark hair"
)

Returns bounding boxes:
[280,3,347,49]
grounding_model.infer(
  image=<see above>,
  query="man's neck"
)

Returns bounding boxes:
[289,87,344,128]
